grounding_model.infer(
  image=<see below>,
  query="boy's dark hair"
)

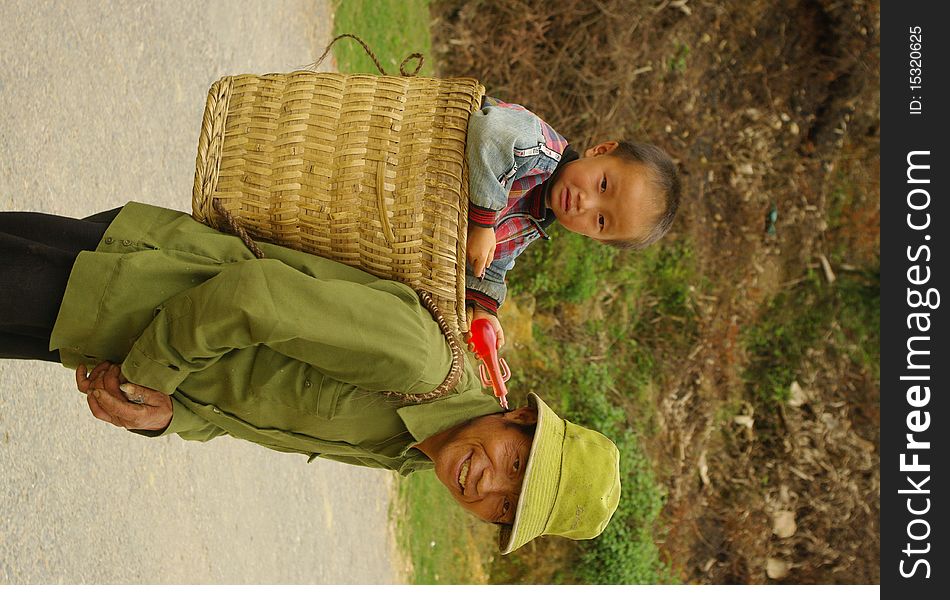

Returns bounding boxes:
[607,140,681,250]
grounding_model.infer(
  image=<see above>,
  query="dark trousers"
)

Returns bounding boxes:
[0,208,120,362]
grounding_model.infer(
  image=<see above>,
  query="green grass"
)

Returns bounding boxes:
[668,43,691,73]
[394,470,496,584]
[509,228,620,305]
[511,232,703,405]
[331,0,434,76]
[742,267,880,407]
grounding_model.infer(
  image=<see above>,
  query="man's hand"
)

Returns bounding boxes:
[466,308,505,352]
[76,362,172,431]
[466,224,497,279]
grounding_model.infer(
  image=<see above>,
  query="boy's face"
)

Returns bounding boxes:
[546,141,662,243]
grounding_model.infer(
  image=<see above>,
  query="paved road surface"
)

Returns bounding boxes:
[0,0,401,584]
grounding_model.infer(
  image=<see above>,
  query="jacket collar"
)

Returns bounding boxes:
[396,390,503,446]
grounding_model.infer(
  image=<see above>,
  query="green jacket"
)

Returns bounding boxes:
[51,202,502,475]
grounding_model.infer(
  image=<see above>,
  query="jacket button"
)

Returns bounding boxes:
[304,379,312,388]
[104,237,113,244]
[122,239,132,246]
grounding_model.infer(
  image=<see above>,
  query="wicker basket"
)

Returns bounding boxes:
[193,71,484,333]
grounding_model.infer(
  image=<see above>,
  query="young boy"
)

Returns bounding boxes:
[465,98,682,347]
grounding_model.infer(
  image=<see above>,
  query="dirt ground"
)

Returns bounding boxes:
[433,0,880,583]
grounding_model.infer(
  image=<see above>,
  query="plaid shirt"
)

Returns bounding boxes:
[465,97,576,314]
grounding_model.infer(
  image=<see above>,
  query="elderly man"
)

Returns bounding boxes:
[1,202,620,553]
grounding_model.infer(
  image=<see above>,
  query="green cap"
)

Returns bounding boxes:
[499,392,622,554]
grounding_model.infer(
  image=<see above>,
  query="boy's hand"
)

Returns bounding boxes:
[467,308,505,351]
[466,224,497,279]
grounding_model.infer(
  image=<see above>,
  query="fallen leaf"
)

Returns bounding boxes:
[773,510,797,538]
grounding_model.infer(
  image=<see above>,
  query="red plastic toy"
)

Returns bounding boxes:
[468,318,512,409]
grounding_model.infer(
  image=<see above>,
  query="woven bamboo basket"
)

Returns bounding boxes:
[193,71,484,333]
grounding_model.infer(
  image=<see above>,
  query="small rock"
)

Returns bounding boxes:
[733,415,754,429]
[737,164,754,175]
[789,122,800,135]
[773,510,797,538]
[767,558,790,579]
[788,381,807,407]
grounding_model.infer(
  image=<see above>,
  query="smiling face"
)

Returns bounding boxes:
[547,141,664,243]
[414,408,537,525]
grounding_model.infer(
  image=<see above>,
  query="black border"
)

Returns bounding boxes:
[882,2,947,595]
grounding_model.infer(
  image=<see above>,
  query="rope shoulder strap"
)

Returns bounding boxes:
[308,33,424,76]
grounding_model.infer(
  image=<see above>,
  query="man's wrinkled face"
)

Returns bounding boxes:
[428,410,536,525]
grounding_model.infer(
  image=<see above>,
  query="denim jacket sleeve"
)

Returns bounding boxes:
[465,105,547,227]
[465,252,513,314]
[464,229,541,314]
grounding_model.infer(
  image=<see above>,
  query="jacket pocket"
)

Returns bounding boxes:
[311,375,341,420]
[247,350,340,419]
